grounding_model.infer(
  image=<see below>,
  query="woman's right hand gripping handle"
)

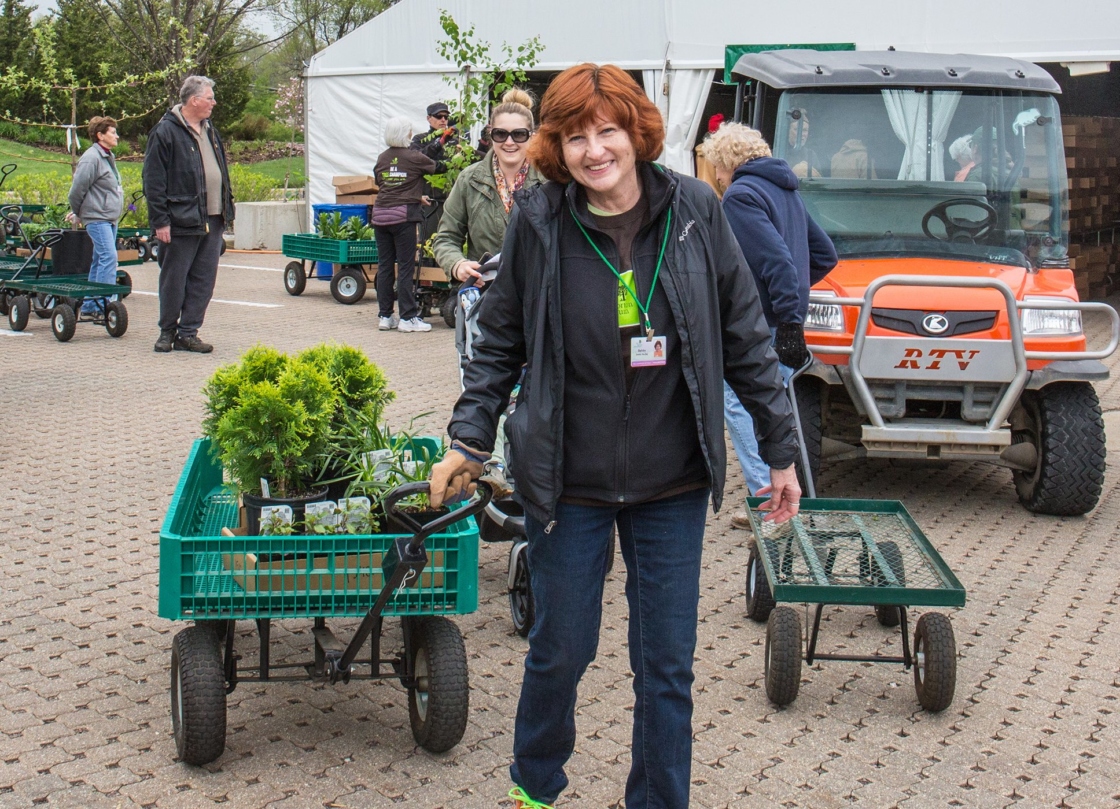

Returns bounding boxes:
[428,446,486,508]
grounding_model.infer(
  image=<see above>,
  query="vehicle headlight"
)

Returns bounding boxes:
[1020,296,1082,336]
[805,291,843,332]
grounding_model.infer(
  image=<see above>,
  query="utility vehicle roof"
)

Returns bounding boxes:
[731,50,1061,93]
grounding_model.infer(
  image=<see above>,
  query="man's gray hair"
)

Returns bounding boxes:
[949,134,973,163]
[383,117,413,148]
[180,75,215,105]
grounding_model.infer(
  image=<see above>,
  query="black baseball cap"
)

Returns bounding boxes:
[427,102,450,117]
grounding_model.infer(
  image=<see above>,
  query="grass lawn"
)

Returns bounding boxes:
[250,154,306,186]
[0,139,78,178]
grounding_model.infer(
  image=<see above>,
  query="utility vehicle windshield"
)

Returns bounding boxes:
[774,90,1068,268]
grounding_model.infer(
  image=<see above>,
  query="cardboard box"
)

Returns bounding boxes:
[116,249,139,263]
[332,175,379,195]
[334,194,377,205]
[221,548,446,593]
[417,265,447,283]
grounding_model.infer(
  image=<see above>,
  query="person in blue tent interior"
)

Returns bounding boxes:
[426,62,802,809]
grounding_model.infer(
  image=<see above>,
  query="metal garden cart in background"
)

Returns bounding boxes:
[742,497,965,711]
[159,438,492,766]
[281,232,378,304]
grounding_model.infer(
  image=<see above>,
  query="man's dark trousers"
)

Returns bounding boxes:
[158,215,224,338]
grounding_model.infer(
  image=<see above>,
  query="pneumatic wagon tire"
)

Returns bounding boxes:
[872,540,906,628]
[331,268,366,304]
[764,606,802,706]
[1011,383,1105,516]
[508,542,534,638]
[912,612,956,712]
[746,543,776,623]
[170,625,227,765]
[105,301,128,338]
[440,292,457,329]
[8,294,29,331]
[408,617,469,753]
[283,261,306,296]
[51,304,76,342]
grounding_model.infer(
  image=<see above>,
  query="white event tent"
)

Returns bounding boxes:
[304,0,1120,211]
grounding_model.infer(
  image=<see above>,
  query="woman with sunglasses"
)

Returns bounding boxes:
[433,88,542,287]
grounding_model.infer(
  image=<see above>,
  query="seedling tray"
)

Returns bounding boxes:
[743,497,965,608]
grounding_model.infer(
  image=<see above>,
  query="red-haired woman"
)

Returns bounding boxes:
[428,63,800,809]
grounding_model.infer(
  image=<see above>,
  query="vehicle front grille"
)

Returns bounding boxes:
[871,308,998,337]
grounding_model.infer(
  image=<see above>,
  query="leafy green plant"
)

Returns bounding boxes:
[228,163,280,203]
[427,11,544,191]
[259,509,295,536]
[315,212,374,241]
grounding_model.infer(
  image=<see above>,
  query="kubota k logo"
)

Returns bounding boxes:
[895,347,981,371]
[922,313,949,334]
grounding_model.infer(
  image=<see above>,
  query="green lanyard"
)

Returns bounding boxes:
[570,205,673,339]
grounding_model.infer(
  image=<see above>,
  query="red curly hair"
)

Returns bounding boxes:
[528,63,665,183]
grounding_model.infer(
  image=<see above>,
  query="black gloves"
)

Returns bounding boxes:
[774,322,810,369]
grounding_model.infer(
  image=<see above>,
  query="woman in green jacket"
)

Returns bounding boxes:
[434,88,542,285]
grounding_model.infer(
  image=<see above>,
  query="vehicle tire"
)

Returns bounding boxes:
[137,240,151,262]
[8,294,29,331]
[150,240,161,263]
[793,377,822,494]
[283,261,306,296]
[1011,383,1105,516]
[51,303,76,342]
[509,542,534,638]
[408,617,469,753]
[764,606,802,706]
[912,612,956,712]
[330,268,366,304]
[440,290,458,329]
[0,290,10,316]
[746,542,776,623]
[33,293,53,318]
[105,301,128,338]
[170,625,227,765]
[872,540,905,627]
[116,270,132,298]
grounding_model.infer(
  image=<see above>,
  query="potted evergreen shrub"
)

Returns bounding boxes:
[201,343,394,535]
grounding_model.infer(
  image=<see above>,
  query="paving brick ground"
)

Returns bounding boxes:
[1,253,1119,808]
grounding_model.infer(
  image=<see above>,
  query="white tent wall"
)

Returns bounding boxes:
[303,0,1120,217]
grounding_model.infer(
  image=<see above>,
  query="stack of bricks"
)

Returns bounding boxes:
[1063,116,1120,299]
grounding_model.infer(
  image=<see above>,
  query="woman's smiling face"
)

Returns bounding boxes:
[561,117,638,208]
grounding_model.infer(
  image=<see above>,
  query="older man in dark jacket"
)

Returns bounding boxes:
[143,75,234,354]
[704,122,837,520]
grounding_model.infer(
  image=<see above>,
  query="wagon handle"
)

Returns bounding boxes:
[329,479,493,683]
[383,479,493,550]
[0,203,22,228]
[0,163,15,189]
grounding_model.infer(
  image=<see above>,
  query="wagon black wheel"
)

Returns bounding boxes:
[283,260,306,296]
[137,240,151,262]
[330,268,366,304]
[150,240,161,263]
[0,290,10,316]
[33,293,53,318]
[746,542,775,623]
[872,540,905,627]
[1011,383,1105,516]
[116,270,132,291]
[8,294,29,331]
[764,606,802,706]
[509,542,534,638]
[913,612,956,712]
[105,301,128,337]
[170,625,227,765]
[51,303,76,342]
[408,617,469,753]
[440,291,457,328]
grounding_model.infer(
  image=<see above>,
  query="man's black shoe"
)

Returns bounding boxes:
[154,330,176,353]
[174,335,213,353]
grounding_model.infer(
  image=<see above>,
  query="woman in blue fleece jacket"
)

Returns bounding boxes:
[703,122,837,520]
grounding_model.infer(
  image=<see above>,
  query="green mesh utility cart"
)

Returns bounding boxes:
[160,438,491,766]
[280,233,378,304]
[742,497,965,712]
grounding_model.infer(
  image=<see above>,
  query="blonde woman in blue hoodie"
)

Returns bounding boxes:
[68,116,124,318]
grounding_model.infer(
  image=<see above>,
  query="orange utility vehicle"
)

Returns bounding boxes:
[730,50,1118,515]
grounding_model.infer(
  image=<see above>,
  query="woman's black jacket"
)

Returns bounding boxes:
[449,164,798,525]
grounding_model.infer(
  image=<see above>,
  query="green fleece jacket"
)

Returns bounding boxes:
[432,157,542,280]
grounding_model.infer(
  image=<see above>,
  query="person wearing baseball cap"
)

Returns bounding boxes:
[411,101,458,268]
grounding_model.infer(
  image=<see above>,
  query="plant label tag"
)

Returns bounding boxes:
[260,478,271,498]
[363,449,394,476]
[259,505,292,534]
[400,460,418,476]
[338,497,372,532]
[305,500,339,526]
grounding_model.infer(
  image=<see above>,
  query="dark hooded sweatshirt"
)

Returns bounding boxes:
[721,157,837,327]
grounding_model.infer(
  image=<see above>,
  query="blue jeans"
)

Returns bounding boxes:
[512,487,710,808]
[83,221,117,312]
[724,329,793,495]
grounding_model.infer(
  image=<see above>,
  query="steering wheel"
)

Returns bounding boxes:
[921,198,998,243]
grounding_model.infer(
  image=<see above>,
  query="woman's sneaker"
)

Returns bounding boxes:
[508,787,552,808]
[397,317,432,333]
